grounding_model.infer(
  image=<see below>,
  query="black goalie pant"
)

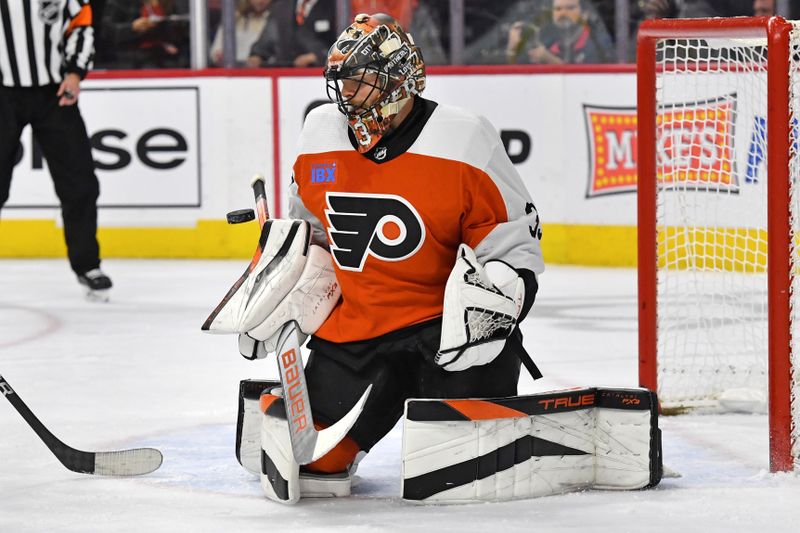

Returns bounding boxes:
[0,85,100,275]
[304,320,524,452]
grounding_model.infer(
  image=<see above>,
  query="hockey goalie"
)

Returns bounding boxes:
[203,12,662,505]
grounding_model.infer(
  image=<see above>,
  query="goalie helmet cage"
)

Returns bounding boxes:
[637,16,799,472]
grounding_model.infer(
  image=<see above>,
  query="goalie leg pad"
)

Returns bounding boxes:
[236,379,280,474]
[401,387,661,504]
[260,390,301,504]
[258,387,358,502]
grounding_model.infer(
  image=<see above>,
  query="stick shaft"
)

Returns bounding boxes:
[1,374,72,453]
[251,174,269,225]
[1,374,162,476]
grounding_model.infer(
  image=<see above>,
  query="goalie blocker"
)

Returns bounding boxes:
[402,387,661,503]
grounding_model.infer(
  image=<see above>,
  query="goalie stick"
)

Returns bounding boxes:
[0,374,163,476]
[250,175,371,464]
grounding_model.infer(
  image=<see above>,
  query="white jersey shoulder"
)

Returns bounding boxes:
[296,103,351,155]
[412,103,544,276]
[409,103,501,169]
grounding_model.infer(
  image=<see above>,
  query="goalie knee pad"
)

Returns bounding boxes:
[401,387,661,504]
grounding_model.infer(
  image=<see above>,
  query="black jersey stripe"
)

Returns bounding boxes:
[72,25,86,72]
[43,21,55,85]
[22,0,39,86]
[0,1,21,86]
[1,2,94,87]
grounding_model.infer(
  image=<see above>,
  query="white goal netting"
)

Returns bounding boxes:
[652,25,800,459]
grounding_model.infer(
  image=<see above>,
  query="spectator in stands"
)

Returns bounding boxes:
[248,0,336,67]
[350,1,448,64]
[506,0,614,64]
[639,0,681,19]
[210,0,274,66]
[678,0,752,17]
[247,0,447,68]
[461,0,547,65]
[752,0,774,16]
[102,0,190,69]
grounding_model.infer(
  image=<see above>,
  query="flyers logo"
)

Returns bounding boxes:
[325,192,425,271]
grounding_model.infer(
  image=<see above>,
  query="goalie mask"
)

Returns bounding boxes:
[324,13,426,153]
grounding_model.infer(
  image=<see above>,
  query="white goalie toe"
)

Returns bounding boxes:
[299,471,352,498]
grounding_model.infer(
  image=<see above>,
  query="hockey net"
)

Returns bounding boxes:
[637,17,800,471]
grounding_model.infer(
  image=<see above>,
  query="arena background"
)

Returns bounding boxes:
[3,63,759,268]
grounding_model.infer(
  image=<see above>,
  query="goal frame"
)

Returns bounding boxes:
[636,16,795,472]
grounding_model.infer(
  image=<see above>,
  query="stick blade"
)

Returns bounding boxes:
[274,322,372,465]
[307,384,372,464]
[93,448,163,476]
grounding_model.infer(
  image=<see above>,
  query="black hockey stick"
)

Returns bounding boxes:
[1,374,163,476]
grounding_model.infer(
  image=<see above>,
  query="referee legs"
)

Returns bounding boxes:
[0,88,25,209]
[31,89,101,275]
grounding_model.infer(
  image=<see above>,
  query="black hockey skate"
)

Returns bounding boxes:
[77,268,113,302]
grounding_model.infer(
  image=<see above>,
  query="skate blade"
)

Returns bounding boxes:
[85,289,111,303]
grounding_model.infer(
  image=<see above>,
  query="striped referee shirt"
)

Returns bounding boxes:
[0,0,94,87]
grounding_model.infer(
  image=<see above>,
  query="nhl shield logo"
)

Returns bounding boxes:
[38,0,60,25]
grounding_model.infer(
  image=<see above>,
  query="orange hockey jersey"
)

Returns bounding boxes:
[289,99,544,343]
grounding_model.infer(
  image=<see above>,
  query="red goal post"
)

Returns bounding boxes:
[637,17,796,472]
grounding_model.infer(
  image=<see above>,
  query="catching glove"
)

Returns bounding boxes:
[436,244,524,372]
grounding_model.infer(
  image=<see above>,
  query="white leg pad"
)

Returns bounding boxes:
[260,392,300,504]
[402,387,661,503]
[236,379,280,475]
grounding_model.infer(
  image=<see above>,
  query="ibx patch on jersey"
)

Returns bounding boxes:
[311,163,337,184]
[324,192,426,271]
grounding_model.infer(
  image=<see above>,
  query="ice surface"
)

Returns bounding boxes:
[1,260,799,532]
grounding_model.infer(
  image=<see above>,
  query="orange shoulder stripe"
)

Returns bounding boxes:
[66,5,93,36]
